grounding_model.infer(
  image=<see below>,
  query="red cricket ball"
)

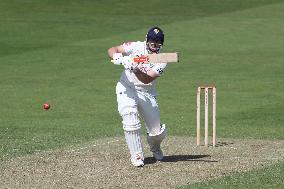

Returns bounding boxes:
[43,103,50,110]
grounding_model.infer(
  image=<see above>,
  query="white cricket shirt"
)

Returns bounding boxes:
[119,41,167,95]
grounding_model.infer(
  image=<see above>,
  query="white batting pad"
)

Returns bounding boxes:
[122,113,144,162]
[147,124,166,152]
[122,113,141,131]
[124,130,144,162]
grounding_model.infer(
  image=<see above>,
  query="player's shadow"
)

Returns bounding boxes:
[144,154,217,165]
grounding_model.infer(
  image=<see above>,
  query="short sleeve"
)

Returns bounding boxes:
[122,42,134,55]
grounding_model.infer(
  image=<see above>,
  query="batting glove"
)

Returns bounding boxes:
[122,56,139,71]
[112,53,124,65]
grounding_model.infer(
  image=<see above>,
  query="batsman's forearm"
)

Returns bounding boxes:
[108,45,125,59]
[133,69,155,84]
[107,47,118,59]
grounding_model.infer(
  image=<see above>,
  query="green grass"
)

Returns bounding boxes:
[180,162,284,189]
[0,0,284,188]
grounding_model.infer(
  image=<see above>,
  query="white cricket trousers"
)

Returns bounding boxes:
[116,81,161,135]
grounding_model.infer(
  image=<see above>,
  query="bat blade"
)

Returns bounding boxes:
[133,53,179,63]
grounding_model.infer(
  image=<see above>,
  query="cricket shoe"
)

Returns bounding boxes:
[131,154,144,167]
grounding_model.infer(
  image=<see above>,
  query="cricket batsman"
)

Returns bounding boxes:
[107,27,167,167]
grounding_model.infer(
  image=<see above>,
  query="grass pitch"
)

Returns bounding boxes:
[1,137,283,188]
[0,0,284,188]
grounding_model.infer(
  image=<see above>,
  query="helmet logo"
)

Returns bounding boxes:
[154,28,159,34]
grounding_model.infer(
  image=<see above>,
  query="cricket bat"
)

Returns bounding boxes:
[111,52,179,64]
[133,53,179,63]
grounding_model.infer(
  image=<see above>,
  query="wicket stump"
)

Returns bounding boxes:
[196,86,217,147]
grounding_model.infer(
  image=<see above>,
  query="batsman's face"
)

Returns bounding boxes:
[147,41,162,53]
